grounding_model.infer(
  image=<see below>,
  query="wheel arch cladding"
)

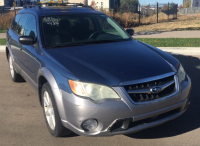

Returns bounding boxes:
[6,46,9,61]
[37,67,67,120]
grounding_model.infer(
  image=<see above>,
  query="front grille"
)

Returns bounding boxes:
[124,75,176,103]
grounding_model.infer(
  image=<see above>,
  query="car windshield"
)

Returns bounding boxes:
[40,14,131,48]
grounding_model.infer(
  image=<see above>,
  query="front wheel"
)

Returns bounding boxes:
[41,82,71,137]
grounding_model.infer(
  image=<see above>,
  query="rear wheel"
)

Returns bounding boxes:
[41,83,71,137]
[8,54,23,82]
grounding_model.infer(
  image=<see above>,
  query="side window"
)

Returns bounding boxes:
[24,15,37,41]
[16,14,29,35]
[11,14,22,31]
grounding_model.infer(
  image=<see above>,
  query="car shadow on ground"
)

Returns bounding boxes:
[126,54,200,139]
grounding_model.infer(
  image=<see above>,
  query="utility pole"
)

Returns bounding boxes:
[168,2,169,22]
[157,2,158,23]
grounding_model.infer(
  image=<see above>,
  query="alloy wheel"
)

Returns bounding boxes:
[43,91,56,130]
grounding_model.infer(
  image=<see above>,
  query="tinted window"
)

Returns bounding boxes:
[96,17,120,35]
[11,14,22,31]
[16,14,29,35]
[24,15,37,41]
[41,15,130,48]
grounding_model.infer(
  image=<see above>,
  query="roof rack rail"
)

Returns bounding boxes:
[23,5,41,9]
[23,3,94,10]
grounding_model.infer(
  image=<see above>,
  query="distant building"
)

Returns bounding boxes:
[4,0,10,6]
[87,0,120,9]
[183,0,192,7]
[193,0,200,7]
[69,0,88,5]
[183,0,200,7]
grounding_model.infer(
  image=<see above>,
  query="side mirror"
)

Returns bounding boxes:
[126,29,134,36]
[19,36,34,45]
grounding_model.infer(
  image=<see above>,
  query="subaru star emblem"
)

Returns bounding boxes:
[150,86,162,93]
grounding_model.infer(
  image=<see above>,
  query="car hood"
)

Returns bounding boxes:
[47,40,178,86]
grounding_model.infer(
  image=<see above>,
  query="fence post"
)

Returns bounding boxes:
[168,2,169,22]
[139,3,140,25]
[113,5,115,20]
[157,2,158,23]
[14,7,16,15]
[176,4,178,19]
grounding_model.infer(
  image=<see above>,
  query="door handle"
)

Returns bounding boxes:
[19,44,22,51]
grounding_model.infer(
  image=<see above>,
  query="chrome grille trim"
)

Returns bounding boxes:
[120,74,179,105]
[127,80,175,94]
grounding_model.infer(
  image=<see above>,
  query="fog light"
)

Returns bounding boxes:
[81,119,98,131]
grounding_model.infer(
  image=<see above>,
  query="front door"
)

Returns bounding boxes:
[18,14,40,88]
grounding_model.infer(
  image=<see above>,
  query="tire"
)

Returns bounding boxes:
[8,53,24,82]
[41,82,71,137]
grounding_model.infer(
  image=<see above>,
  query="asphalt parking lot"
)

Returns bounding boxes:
[0,52,200,146]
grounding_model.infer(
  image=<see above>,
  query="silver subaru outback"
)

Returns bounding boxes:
[6,4,191,137]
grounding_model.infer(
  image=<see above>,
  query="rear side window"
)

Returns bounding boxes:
[16,14,29,35]
[11,14,22,31]
[24,15,37,41]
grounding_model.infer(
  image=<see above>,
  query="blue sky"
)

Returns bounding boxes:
[139,0,182,6]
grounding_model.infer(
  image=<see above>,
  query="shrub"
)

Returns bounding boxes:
[0,11,16,30]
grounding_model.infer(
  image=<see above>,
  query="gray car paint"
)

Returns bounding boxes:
[6,8,192,137]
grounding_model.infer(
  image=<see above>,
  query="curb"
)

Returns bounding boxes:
[1,45,200,55]
[158,47,200,55]
[0,45,5,52]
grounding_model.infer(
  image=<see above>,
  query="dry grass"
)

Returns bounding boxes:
[105,11,200,32]
[0,11,16,30]
[0,10,200,33]
[133,14,200,32]
[140,13,174,25]
[104,11,176,28]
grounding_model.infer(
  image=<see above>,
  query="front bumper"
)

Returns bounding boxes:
[58,74,191,137]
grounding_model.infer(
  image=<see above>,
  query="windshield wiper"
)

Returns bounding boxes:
[72,39,127,45]
[46,43,85,48]
[46,39,129,48]
[86,39,125,44]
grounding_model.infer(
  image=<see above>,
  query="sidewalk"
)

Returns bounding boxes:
[133,31,200,38]
[158,47,200,55]
[0,45,5,52]
[0,33,6,39]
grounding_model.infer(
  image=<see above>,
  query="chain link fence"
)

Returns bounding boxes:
[100,2,178,28]
[179,7,200,15]
[0,7,22,15]
[0,2,178,30]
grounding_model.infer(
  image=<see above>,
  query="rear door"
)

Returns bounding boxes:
[9,14,22,67]
[11,14,29,70]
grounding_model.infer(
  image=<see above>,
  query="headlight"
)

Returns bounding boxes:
[177,64,186,83]
[68,80,120,101]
